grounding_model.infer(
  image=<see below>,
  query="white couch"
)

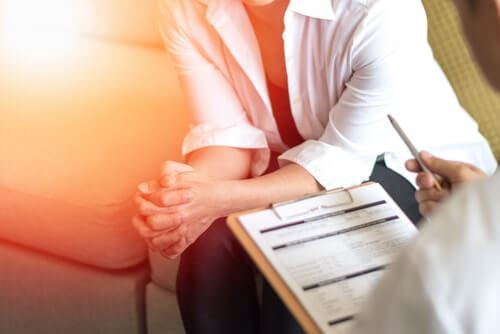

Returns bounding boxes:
[3,1,499,334]
[0,1,186,333]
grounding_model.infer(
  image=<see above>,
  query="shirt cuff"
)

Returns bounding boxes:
[278,140,377,190]
[182,122,270,177]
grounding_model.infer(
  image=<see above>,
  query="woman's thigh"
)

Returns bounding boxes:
[370,161,422,225]
[176,218,260,334]
[260,278,304,334]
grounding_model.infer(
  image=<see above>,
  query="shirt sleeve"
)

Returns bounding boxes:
[279,2,417,190]
[159,1,270,176]
[350,245,453,334]
[352,199,459,334]
[350,181,497,334]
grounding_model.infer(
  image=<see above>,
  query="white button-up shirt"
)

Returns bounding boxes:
[352,172,500,334]
[159,0,497,189]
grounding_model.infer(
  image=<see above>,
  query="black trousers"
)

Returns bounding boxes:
[176,162,422,334]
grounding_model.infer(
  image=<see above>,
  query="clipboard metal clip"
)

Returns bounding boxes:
[271,187,354,222]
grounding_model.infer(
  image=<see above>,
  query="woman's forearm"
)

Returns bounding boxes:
[222,163,322,215]
[185,147,322,216]
[187,146,253,181]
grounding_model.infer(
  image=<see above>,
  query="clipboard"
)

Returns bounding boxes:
[227,182,376,333]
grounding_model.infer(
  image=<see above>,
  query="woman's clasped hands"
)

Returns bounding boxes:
[133,161,232,259]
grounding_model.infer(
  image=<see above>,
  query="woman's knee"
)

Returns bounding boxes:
[178,218,247,282]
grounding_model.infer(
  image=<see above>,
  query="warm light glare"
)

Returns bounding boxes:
[0,0,92,65]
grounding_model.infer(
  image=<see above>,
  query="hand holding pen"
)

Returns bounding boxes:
[387,114,443,191]
[405,151,487,216]
[387,114,487,216]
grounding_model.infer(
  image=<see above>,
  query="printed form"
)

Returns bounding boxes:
[238,183,418,333]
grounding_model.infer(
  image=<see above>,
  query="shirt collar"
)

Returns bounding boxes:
[288,0,336,20]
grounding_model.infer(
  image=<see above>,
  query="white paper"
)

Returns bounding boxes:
[238,183,418,333]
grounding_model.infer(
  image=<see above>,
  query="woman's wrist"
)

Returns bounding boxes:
[210,163,322,220]
[212,179,256,219]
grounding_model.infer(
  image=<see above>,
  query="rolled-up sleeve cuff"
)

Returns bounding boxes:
[278,140,377,190]
[182,122,270,177]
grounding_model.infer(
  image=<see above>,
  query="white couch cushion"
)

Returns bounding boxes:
[149,250,180,292]
[146,282,185,334]
[87,0,165,47]
[0,0,164,47]
[0,39,188,269]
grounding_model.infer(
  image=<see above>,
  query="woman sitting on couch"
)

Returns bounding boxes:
[133,0,497,333]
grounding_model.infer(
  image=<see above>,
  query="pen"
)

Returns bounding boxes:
[387,114,442,191]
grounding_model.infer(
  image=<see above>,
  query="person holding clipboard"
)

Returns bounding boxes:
[132,0,497,333]
[353,0,500,332]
